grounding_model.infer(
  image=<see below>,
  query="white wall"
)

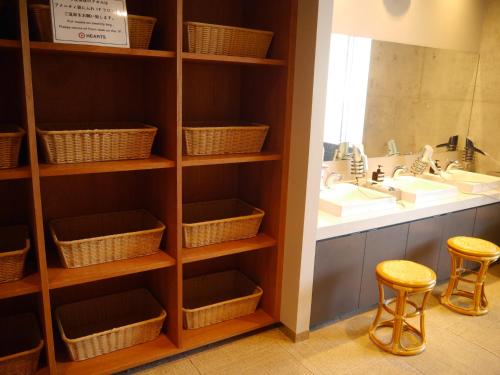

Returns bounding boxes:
[333,0,485,52]
[280,0,333,337]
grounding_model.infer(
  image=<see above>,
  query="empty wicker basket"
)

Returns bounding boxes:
[29,4,157,49]
[0,313,44,375]
[182,199,264,248]
[185,22,273,58]
[50,210,165,268]
[183,270,263,329]
[183,123,269,156]
[37,122,157,164]
[56,289,166,361]
[0,125,25,169]
[0,226,30,283]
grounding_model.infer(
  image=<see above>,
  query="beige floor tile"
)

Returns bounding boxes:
[188,330,311,375]
[136,264,500,375]
[396,326,500,375]
[134,358,200,375]
[342,358,422,375]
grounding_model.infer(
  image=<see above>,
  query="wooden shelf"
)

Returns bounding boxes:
[182,152,281,167]
[39,156,175,177]
[48,252,176,289]
[183,309,277,350]
[30,41,175,60]
[0,39,20,50]
[56,334,179,375]
[0,166,31,181]
[0,273,41,300]
[182,234,277,263]
[183,52,286,66]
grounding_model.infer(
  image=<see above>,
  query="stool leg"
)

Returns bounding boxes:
[442,253,459,302]
[481,282,488,308]
[370,281,385,331]
[419,290,432,345]
[391,290,407,353]
[473,261,488,313]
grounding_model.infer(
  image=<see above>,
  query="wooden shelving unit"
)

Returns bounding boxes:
[47,251,176,290]
[30,41,176,60]
[39,155,175,177]
[0,165,31,180]
[0,273,41,299]
[182,152,282,167]
[182,234,277,263]
[182,52,286,66]
[0,0,296,373]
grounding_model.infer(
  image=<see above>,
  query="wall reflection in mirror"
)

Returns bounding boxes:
[323,34,479,160]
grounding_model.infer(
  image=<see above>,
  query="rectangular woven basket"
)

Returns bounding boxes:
[183,270,263,329]
[0,125,25,169]
[37,122,157,164]
[50,210,165,268]
[56,289,166,361]
[0,226,30,284]
[29,4,157,49]
[185,21,273,58]
[183,123,269,156]
[0,313,44,375]
[182,199,264,248]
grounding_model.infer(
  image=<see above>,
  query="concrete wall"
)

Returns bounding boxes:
[363,41,478,156]
[333,0,485,52]
[469,0,500,175]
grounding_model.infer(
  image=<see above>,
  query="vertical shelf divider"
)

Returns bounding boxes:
[172,0,184,348]
[17,0,57,372]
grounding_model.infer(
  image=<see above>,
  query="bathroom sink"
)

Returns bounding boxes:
[319,183,396,217]
[422,170,500,193]
[381,176,458,204]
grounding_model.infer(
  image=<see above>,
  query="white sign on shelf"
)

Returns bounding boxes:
[50,0,130,48]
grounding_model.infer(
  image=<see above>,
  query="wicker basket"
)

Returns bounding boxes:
[0,226,30,284]
[0,313,44,375]
[36,122,157,164]
[56,289,166,361]
[182,199,264,248]
[185,21,273,58]
[183,123,269,156]
[50,210,165,268]
[29,4,157,49]
[0,125,25,169]
[128,14,157,49]
[183,270,263,329]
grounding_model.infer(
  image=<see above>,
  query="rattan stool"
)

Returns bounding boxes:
[369,260,436,356]
[441,236,499,316]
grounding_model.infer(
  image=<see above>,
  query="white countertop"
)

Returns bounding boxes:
[317,188,500,241]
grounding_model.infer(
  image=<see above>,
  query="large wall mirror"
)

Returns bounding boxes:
[323,34,479,159]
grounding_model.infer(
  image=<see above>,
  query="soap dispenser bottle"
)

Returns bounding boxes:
[372,165,385,183]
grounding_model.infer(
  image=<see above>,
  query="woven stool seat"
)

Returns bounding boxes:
[441,236,499,316]
[377,260,436,288]
[369,260,436,356]
[448,237,499,258]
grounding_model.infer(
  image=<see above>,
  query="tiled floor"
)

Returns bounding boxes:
[131,264,500,375]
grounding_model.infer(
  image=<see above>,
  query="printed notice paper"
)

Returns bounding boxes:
[50,0,130,47]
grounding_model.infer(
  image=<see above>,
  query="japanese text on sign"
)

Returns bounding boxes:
[50,0,129,47]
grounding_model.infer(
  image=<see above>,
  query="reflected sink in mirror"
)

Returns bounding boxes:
[422,170,500,193]
[381,176,458,204]
[320,183,397,217]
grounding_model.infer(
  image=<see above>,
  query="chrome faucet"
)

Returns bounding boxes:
[392,165,408,178]
[323,171,342,188]
[445,160,462,172]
